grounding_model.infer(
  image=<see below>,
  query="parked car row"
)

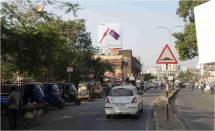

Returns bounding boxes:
[1,81,104,116]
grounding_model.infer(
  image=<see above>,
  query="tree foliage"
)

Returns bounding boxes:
[1,0,113,85]
[173,0,208,61]
[141,73,155,81]
[178,71,201,83]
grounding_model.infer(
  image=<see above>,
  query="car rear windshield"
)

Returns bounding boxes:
[109,88,133,96]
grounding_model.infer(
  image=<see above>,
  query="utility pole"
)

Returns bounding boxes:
[121,63,124,82]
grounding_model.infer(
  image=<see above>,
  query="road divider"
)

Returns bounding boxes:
[152,88,187,130]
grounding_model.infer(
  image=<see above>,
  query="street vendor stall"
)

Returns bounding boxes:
[1,84,48,129]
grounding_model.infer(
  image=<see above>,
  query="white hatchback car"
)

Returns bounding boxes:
[105,86,143,119]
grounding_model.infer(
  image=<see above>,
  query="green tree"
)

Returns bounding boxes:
[173,0,208,61]
[1,0,112,85]
[178,71,200,83]
[142,73,155,81]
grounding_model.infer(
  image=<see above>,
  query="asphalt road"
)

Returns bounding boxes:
[173,88,214,130]
[18,88,161,130]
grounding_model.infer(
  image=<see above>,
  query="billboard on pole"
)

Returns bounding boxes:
[98,23,122,48]
[194,0,215,64]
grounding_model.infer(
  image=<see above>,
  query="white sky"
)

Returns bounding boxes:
[47,0,199,71]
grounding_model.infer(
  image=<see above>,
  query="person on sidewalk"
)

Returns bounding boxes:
[190,83,194,90]
[200,82,204,93]
[211,86,214,94]
[203,83,206,93]
[8,86,23,130]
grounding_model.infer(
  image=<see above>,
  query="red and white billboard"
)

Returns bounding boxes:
[98,23,122,49]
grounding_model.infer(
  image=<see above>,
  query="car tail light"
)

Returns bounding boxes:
[106,97,110,103]
[131,97,137,103]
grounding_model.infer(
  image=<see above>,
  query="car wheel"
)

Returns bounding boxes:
[135,109,140,119]
[75,100,81,105]
[140,106,143,113]
[57,102,64,109]
[106,114,111,119]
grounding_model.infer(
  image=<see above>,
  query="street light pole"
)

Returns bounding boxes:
[157,26,183,49]
[157,26,183,90]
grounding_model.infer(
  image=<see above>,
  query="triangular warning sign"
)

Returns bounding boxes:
[156,44,178,64]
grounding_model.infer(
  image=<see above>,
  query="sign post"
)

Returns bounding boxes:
[166,64,169,97]
[156,44,178,122]
[67,67,73,83]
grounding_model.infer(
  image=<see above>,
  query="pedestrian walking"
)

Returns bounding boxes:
[203,83,206,93]
[211,86,214,94]
[200,82,204,93]
[191,83,194,90]
[8,86,23,130]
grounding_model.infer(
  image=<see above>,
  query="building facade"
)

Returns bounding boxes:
[94,50,141,82]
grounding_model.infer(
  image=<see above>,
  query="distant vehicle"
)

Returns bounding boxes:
[78,82,95,100]
[105,85,143,119]
[142,82,149,91]
[124,83,133,86]
[43,83,64,109]
[61,83,81,105]
[94,81,103,98]
[155,82,160,88]
[136,81,141,90]
[147,81,156,88]
[179,83,185,88]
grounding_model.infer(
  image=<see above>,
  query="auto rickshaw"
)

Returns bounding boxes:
[1,93,9,115]
[23,84,45,104]
[78,82,95,100]
[43,83,64,109]
[61,83,81,105]
[1,84,47,116]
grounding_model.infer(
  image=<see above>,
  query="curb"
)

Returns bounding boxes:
[169,89,189,130]
[154,107,159,130]
[146,104,153,130]
[168,88,180,104]
[153,88,180,130]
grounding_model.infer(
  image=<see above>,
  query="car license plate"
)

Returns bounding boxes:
[116,104,126,108]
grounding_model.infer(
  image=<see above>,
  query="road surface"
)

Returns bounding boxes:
[22,88,161,130]
[173,88,214,130]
